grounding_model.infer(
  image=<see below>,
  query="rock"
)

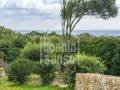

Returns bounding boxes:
[0,67,5,78]
[52,81,68,88]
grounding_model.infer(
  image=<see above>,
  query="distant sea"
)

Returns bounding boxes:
[15,30,120,36]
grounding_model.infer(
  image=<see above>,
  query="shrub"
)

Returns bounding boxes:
[8,59,33,84]
[12,34,27,48]
[0,40,20,63]
[22,43,54,61]
[48,35,62,44]
[35,61,56,85]
[109,54,120,75]
[65,53,106,88]
[22,43,40,61]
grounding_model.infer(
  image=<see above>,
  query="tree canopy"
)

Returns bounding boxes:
[61,0,118,40]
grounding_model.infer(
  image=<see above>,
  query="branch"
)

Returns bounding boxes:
[71,17,77,26]
[71,14,84,32]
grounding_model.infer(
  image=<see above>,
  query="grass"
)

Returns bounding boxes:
[0,77,72,90]
[0,84,71,90]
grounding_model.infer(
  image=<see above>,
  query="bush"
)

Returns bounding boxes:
[22,43,40,61]
[109,54,120,75]
[35,61,56,85]
[8,59,33,84]
[12,34,27,48]
[65,53,106,88]
[78,35,120,76]
[0,40,20,63]
[22,43,54,61]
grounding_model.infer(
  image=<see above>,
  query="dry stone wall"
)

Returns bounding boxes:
[76,73,120,90]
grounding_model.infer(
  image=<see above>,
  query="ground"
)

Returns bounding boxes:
[0,77,72,90]
[0,84,70,90]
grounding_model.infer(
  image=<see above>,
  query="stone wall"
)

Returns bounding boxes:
[76,73,120,90]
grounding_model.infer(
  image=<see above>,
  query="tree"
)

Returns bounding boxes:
[61,0,118,40]
[95,36,120,75]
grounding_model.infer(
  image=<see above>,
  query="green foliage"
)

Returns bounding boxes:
[22,42,56,61]
[0,52,4,59]
[0,26,24,63]
[61,0,118,40]
[78,33,96,55]
[0,81,71,90]
[22,43,40,61]
[8,59,33,84]
[110,54,120,75]
[88,0,118,18]
[35,61,56,85]
[0,40,21,62]
[75,54,106,73]
[27,31,41,36]
[65,53,106,88]
[0,24,120,87]
[48,35,62,44]
[0,26,16,40]
[78,34,120,76]
[95,36,120,75]
[12,34,27,48]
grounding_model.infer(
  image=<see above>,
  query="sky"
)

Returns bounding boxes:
[0,0,120,32]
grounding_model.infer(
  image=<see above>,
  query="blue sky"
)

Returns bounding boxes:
[0,0,120,32]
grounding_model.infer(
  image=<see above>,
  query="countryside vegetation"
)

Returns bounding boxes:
[0,0,120,90]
